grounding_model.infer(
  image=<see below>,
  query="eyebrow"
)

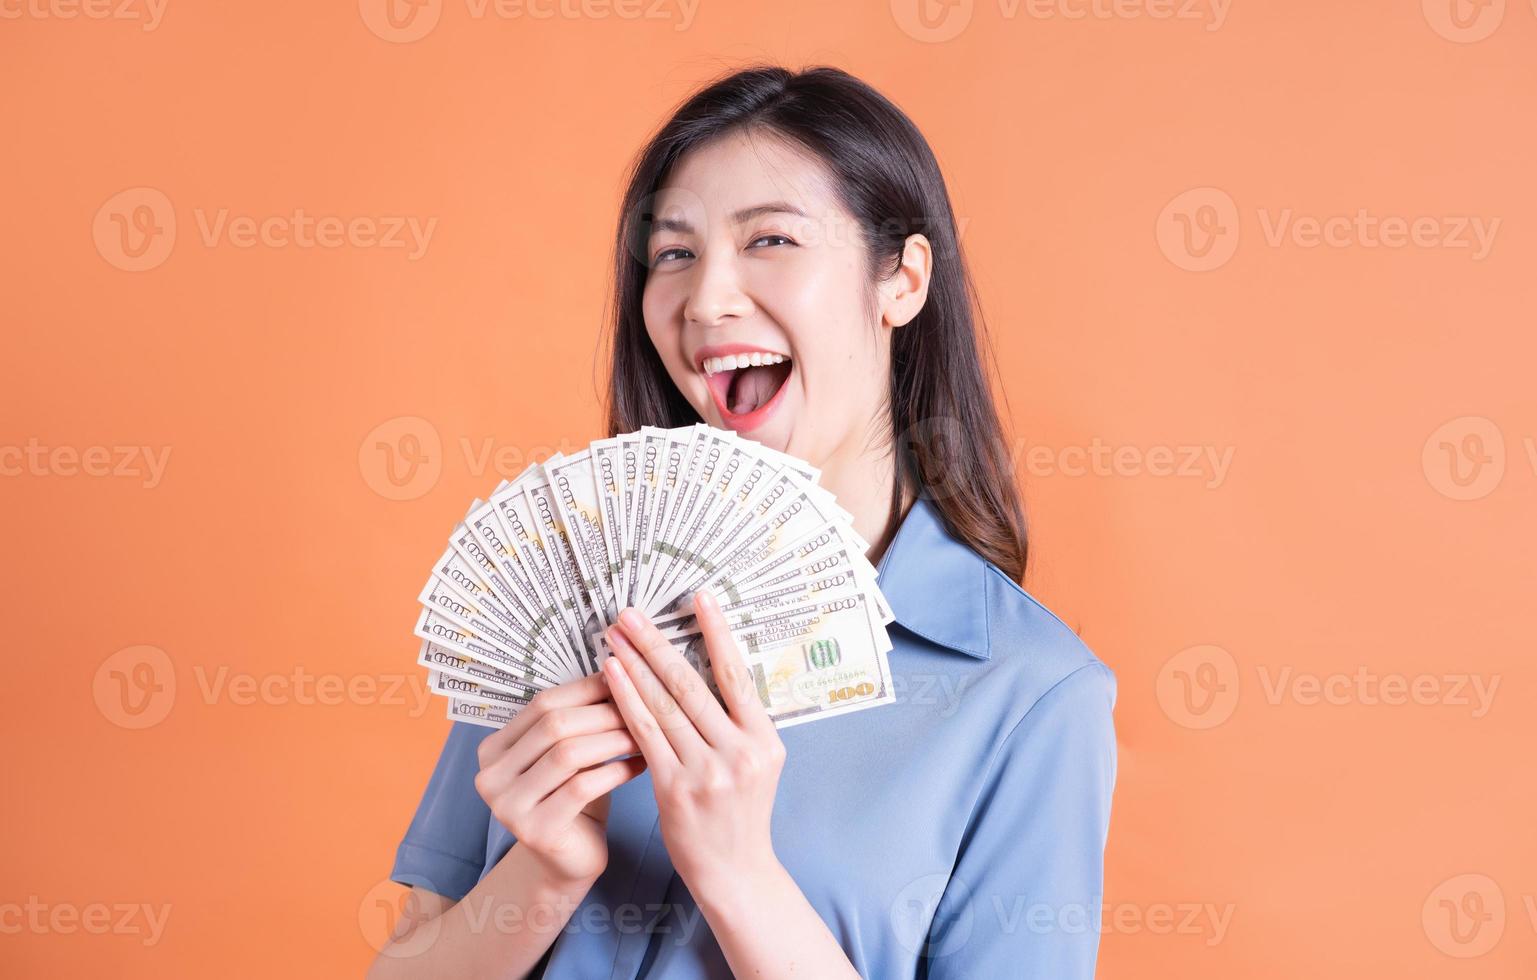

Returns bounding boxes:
[649,201,808,236]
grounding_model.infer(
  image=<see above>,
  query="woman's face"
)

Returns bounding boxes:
[641,129,923,466]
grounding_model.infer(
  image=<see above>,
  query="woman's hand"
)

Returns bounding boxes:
[601,588,787,901]
[472,672,648,887]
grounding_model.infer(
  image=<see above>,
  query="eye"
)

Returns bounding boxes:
[652,234,792,265]
[653,246,694,265]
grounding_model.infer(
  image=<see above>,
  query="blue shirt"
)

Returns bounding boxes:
[391,495,1119,977]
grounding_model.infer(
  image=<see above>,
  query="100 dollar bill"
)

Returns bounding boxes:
[595,592,894,729]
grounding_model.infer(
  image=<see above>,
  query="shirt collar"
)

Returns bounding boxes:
[873,496,992,660]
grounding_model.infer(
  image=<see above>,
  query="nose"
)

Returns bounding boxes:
[682,242,753,328]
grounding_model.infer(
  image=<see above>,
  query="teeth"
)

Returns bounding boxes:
[702,352,787,377]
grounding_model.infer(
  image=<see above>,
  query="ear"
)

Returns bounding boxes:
[879,233,933,329]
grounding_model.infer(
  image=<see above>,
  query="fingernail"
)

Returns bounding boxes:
[619,608,646,632]
[693,588,715,613]
[608,626,637,657]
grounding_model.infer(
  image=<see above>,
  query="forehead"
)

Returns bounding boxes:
[651,128,839,229]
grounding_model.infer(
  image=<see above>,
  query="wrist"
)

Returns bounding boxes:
[689,853,789,928]
[519,845,603,897]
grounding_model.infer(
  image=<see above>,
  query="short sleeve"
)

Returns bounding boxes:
[922,661,1118,979]
[390,720,495,902]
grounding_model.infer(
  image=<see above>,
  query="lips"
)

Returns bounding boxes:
[694,344,793,433]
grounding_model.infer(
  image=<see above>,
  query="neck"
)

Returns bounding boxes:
[813,428,908,569]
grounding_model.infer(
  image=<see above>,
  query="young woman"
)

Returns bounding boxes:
[371,65,1117,979]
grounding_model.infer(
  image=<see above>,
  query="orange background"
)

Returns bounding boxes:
[3,1,1534,976]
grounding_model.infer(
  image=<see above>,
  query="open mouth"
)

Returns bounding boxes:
[701,351,793,427]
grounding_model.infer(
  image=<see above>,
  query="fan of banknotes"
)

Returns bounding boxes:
[413,423,896,731]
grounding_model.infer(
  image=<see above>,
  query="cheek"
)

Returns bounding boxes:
[762,247,868,340]
[642,285,680,361]
[640,282,709,410]
[769,291,874,381]
[777,294,886,424]
[641,282,669,351]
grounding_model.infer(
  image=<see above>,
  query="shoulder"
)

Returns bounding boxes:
[979,562,1117,733]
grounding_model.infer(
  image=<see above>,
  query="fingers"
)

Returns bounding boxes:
[485,747,648,851]
[476,671,613,765]
[519,728,642,804]
[472,672,650,849]
[691,587,773,734]
[539,755,648,827]
[602,645,681,772]
[477,701,628,800]
[506,701,629,775]
[611,607,734,749]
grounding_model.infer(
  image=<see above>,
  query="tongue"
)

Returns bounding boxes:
[728,364,781,415]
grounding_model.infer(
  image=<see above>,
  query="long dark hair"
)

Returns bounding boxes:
[601,64,1029,582]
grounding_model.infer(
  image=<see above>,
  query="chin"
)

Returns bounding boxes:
[742,422,791,454]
